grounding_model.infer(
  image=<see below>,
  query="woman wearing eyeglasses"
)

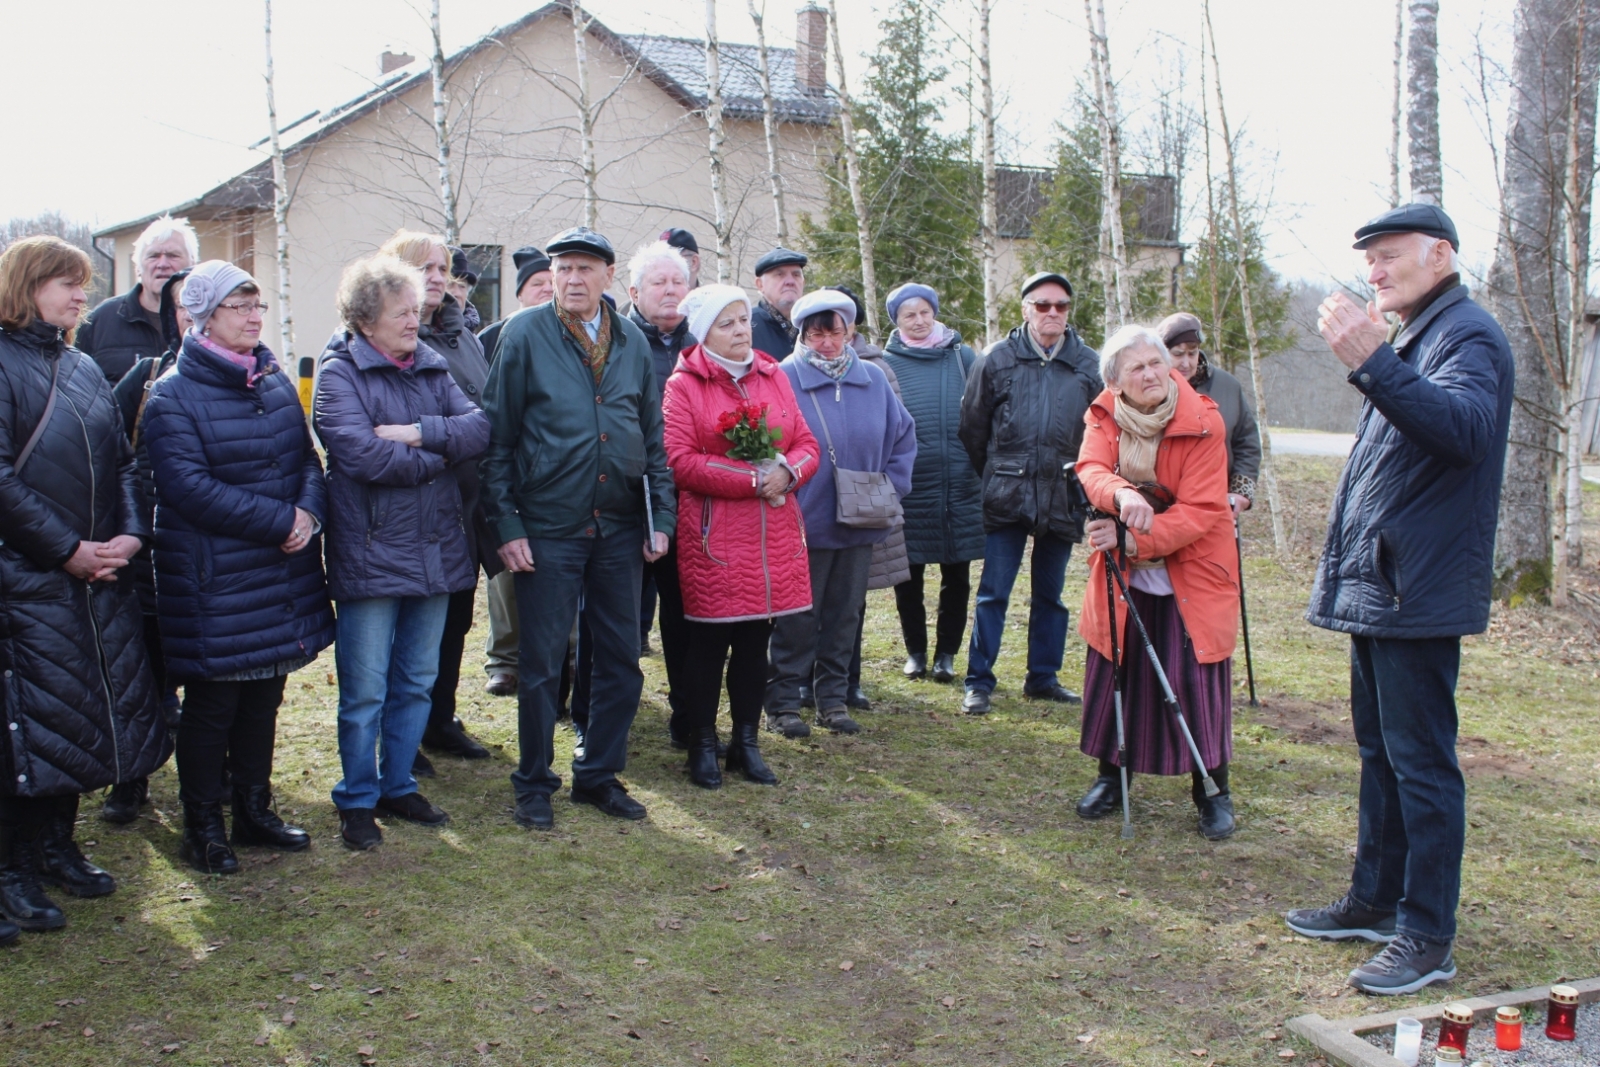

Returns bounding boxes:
[142,260,336,873]
[1073,325,1239,840]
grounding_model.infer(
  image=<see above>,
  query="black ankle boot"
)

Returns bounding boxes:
[37,795,115,898]
[725,723,778,785]
[0,819,66,931]
[1193,763,1234,840]
[232,785,310,852]
[180,802,239,875]
[686,728,723,789]
[101,777,149,824]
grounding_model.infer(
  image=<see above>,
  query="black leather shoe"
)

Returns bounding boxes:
[1197,793,1236,840]
[484,672,518,697]
[845,685,872,710]
[1024,682,1082,704]
[38,807,116,898]
[423,717,491,760]
[903,653,928,679]
[961,688,991,715]
[411,750,436,779]
[686,728,723,789]
[0,821,66,931]
[339,808,382,851]
[571,781,647,820]
[179,802,239,875]
[0,916,19,944]
[514,795,554,830]
[799,684,815,709]
[231,785,310,852]
[931,654,957,683]
[101,777,149,824]
[725,723,778,785]
[376,791,449,826]
[1076,775,1124,820]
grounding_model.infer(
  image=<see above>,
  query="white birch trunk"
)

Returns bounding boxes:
[1200,30,1225,368]
[263,0,296,373]
[977,0,1000,346]
[1390,0,1405,207]
[571,2,599,230]
[429,0,458,243]
[704,0,732,282]
[1205,1,1287,556]
[1407,0,1443,206]
[826,0,880,340]
[1085,0,1131,334]
[749,0,788,244]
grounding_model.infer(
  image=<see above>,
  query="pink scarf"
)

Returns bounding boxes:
[900,322,954,350]
[193,330,271,388]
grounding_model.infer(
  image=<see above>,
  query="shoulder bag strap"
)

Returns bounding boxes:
[14,354,64,473]
[805,386,837,465]
[130,357,163,449]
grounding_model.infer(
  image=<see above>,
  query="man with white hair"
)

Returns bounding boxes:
[78,216,198,382]
[1286,203,1514,996]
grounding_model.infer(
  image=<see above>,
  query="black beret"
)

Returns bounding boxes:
[1020,271,1074,299]
[449,246,478,286]
[512,246,552,296]
[1353,202,1459,250]
[545,226,616,265]
[753,246,808,277]
[660,227,700,255]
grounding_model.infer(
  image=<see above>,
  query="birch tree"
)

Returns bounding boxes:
[826,0,881,340]
[748,0,788,244]
[1084,0,1131,335]
[977,0,1000,345]
[1204,0,1287,556]
[571,1,600,229]
[429,0,459,243]
[704,0,732,281]
[1407,0,1443,205]
[1390,0,1405,207]
[263,0,296,370]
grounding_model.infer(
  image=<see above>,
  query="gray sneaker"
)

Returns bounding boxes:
[1284,895,1398,942]
[1348,934,1456,995]
[816,707,861,735]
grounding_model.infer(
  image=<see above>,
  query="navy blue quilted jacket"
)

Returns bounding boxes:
[142,334,335,681]
[1307,285,1514,639]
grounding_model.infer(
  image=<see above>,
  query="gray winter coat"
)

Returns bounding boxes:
[857,341,911,589]
[1307,284,1514,639]
[421,295,498,575]
[1190,359,1261,492]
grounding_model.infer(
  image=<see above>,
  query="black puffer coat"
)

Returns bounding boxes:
[958,324,1102,540]
[77,286,165,384]
[629,307,694,394]
[883,329,985,565]
[420,295,498,574]
[0,321,168,797]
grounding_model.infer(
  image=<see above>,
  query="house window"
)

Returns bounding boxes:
[461,244,501,326]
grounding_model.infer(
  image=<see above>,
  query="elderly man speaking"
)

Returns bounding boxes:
[1285,204,1513,996]
[480,227,676,831]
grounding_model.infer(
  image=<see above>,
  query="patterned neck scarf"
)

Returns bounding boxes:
[556,302,613,384]
[193,329,272,389]
[804,346,853,381]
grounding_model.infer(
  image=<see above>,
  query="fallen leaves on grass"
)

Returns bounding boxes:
[838,961,854,971]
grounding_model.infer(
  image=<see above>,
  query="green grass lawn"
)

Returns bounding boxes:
[4,456,1597,1067]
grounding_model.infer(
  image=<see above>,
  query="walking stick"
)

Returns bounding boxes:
[1102,536,1221,799]
[1101,544,1135,840]
[1234,517,1258,707]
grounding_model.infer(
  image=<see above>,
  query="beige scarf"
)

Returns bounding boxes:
[1112,376,1179,567]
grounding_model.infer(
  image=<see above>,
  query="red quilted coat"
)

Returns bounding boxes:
[663,344,821,622]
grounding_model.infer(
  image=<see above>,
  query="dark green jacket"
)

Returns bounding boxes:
[480,301,676,543]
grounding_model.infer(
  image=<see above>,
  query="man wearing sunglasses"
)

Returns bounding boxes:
[957,272,1103,714]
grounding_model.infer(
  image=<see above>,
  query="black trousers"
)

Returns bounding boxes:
[892,562,972,657]
[648,546,692,734]
[176,676,287,804]
[428,586,478,732]
[0,793,72,829]
[681,619,773,731]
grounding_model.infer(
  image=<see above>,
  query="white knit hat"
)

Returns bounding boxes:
[680,284,751,346]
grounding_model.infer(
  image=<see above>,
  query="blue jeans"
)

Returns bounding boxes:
[964,524,1073,693]
[511,526,644,801]
[1348,635,1465,944]
[331,595,450,811]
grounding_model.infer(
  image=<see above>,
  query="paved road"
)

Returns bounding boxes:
[1269,429,1355,457]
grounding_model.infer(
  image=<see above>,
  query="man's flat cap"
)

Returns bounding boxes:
[1353,202,1459,250]
[1021,271,1074,299]
[754,246,808,277]
[546,226,616,265]
[660,227,700,255]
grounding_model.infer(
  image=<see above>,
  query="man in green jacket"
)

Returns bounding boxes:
[480,227,677,831]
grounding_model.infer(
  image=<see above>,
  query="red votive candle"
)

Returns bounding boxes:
[1437,1003,1473,1055]
[1495,1006,1522,1051]
[1546,984,1579,1041]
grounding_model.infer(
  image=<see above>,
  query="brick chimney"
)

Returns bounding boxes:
[794,5,828,96]
[379,49,415,75]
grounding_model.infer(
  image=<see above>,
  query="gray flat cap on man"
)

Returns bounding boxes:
[754,246,808,277]
[1352,203,1459,250]
[1020,271,1074,299]
[546,226,616,264]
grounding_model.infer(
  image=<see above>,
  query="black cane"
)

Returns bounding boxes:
[1235,517,1258,707]
[1102,543,1135,840]
[1102,536,1221,799]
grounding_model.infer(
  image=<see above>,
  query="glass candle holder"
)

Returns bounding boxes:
[1393,1017,1423,1067]
[1546,984,1579,1042]
[1437,1003,1473,1055]
[1433,1046,1464,1064]
[1495,1006,1522,1051]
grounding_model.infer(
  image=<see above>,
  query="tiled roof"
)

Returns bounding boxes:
[620,35,834,124]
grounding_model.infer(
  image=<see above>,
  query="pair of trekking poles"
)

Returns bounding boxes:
[1064,465,1255,841]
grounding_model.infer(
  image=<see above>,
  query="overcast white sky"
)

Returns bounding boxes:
[1,0,1516,285]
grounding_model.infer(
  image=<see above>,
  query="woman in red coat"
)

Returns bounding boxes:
[1074,325,1240,839]
[662,285,820,788]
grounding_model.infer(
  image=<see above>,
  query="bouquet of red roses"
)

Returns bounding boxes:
[716,401,784,462]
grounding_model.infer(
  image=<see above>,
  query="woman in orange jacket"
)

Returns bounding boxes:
[1074,325,1240,839]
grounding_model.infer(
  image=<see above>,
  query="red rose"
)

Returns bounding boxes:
[715,410,740,433]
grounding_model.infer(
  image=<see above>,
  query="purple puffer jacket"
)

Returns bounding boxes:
[312,332,490,602]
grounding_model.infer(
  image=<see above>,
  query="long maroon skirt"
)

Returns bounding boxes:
[1079,585,1232,775]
